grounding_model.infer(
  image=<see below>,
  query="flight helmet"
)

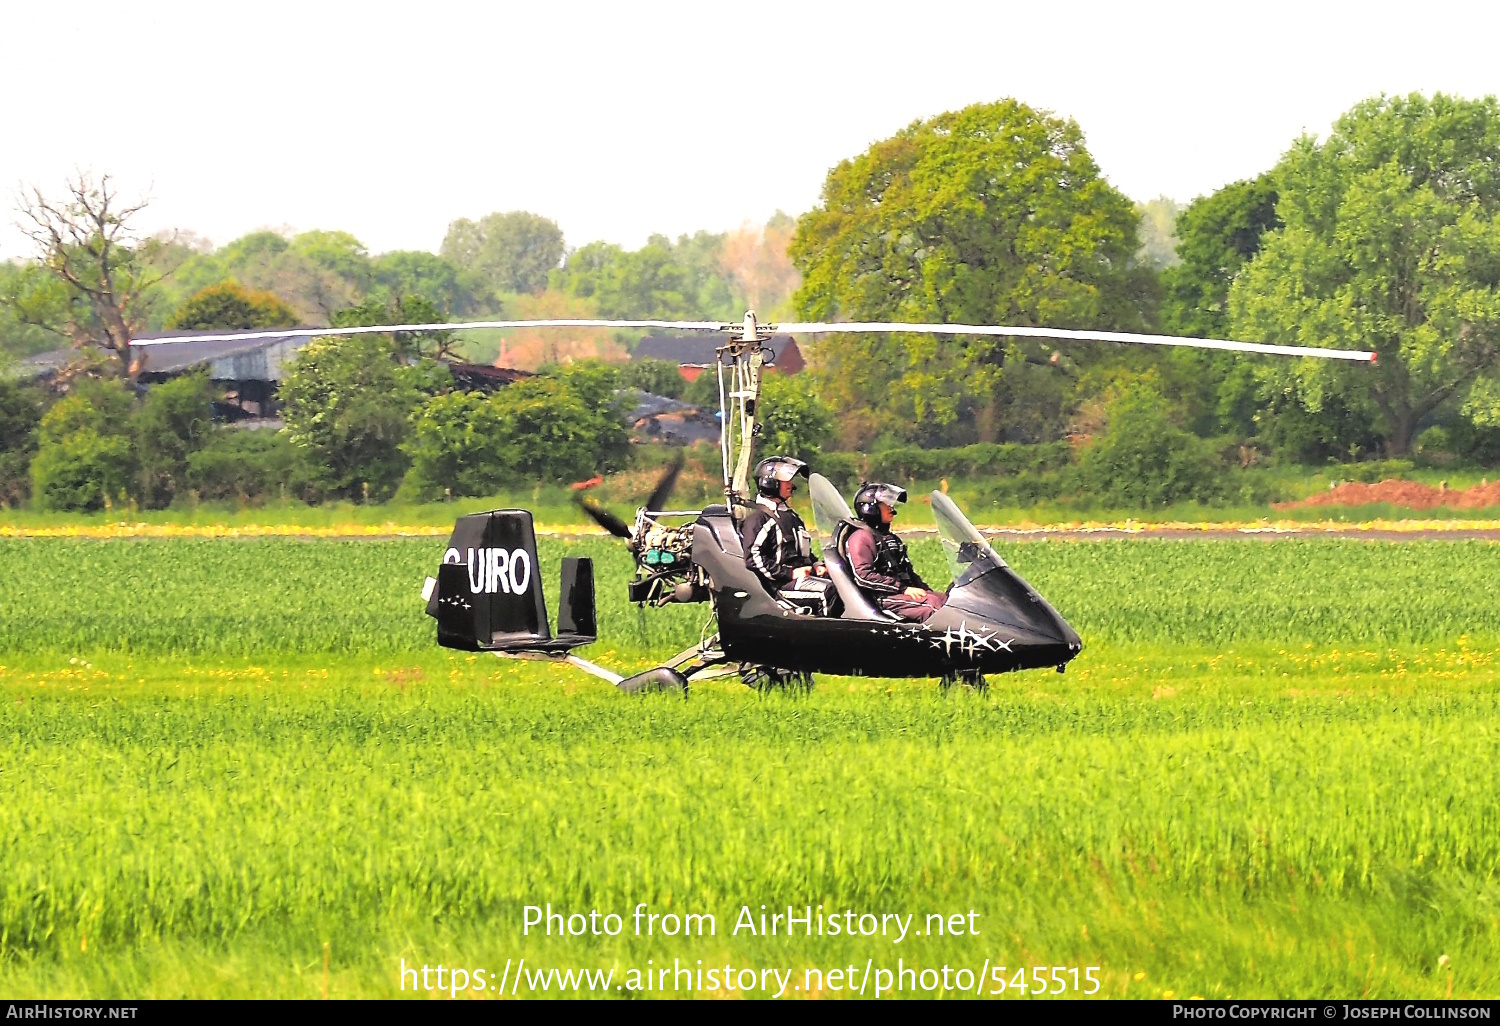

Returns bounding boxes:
[853,482,908,525]
[755,456,809,497]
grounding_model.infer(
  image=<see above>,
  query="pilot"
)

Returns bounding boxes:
[838,482,947,623]
[742,456,837,616]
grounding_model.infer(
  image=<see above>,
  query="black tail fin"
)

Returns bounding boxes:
[425,509,595,653]
[556,556,598,642]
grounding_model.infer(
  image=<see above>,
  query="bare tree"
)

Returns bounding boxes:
[12,173,162,378]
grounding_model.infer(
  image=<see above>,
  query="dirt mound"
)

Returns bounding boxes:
[1277,478,1500,510]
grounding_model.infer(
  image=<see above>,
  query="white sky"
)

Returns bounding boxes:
[4,0,1499,259]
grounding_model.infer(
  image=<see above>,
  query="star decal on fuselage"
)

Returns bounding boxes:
[929,620,1012,657]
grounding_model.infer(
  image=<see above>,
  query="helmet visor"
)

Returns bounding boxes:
[761,457,809,483]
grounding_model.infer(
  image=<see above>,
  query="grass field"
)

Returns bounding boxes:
[1,537,1497,999]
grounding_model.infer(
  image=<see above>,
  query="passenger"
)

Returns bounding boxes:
[838,482,947,623]
[741,456,837,616]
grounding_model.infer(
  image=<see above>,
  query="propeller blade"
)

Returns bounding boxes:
[577,496,632,539]
[645,454,684,512]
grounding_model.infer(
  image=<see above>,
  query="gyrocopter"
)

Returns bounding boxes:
[135,313,1375,692]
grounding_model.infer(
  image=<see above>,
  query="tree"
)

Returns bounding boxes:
[158,230,471,330]
[757,373,835,462]
[789,100,1153,446]
[551,234,740,320]
[166,281,298,331]
[551,241,633,315]
[664,231,741,319]
[332,295,462,361]
[1161,175,1281,339]
[133,371,215,507]
[0,262,65,362]
[680,368,721,409]
[279,335,444,501]
[10,174,163,378]
[1077,383,1225,507]
[160,229,376,325]
[1148,175,1285,437]
[1231,94,1500,454]
[617,357,686,398]
[404,368,630,496]
[441,211,565,295]
[29,378,136,510]
[401,391,511,498]
[537,359,622,413]
[490,288,618,368]
[288,231,373,291]
[0,378,45,506]
[719,212,800,319]
[371,250,487,316]
[483,375,629,482]
[1135,196,1184,269]
[185,429,304,503]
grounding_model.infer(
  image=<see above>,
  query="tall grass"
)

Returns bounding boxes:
[1,538,1497,657]
[0,538,1497,998]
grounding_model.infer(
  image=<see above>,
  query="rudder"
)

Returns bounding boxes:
[427,509,550,651]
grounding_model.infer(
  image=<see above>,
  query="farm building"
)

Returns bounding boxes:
[132,330,309,420]
[632,334,804,381]
[14,331,530,424]
[625,391,719,445]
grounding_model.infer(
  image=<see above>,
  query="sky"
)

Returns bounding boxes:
[4,0,1500,259]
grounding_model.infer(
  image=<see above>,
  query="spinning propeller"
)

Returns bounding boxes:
[576,454,684,546]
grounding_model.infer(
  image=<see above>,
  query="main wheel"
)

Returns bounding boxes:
[940,671,987,693]
[740,665,814,691]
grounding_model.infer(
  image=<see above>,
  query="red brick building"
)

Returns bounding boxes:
[632,334,804,382]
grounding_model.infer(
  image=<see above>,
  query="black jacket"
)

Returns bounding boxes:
[741,496,815,588]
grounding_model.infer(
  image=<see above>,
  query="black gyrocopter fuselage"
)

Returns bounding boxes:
[688,499,1081,679]
[422,481,1082,689]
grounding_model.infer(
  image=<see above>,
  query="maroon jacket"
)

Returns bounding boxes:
[839,520,930,596]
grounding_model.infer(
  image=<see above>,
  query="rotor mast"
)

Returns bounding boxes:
[717,311,772,512]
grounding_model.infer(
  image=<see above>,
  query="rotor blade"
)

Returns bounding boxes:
[645,454,684,513]
[132,317,1376,363]
[577,496,633,539]
[130,319,725,346]
[773,322,1377,362]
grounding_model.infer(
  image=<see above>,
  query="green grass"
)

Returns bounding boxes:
[0,539,1497,998]
[2,537,1497,656]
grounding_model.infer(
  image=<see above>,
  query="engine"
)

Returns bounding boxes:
[626,511,708,605]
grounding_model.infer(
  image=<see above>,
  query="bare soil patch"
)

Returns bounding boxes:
[1276,478,1500,511]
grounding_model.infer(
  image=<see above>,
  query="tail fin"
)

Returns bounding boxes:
[425,509,595,653]
[556,556,598,642]
[428,509,547,650]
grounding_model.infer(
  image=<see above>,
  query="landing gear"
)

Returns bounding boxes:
[740,665,814,692]
[940,670,987,693]
[617,666,689,693]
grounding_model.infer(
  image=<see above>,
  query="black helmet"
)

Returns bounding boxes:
[755,456,808,497]
[853,482,908,525]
